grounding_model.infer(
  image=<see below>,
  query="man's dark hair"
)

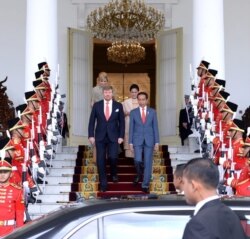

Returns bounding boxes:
[183,158,219,189]
[137,92,148,99]
[174,163,186,178]
[130,84,139,92]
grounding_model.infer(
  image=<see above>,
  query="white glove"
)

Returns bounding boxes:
[32,162,39,169]
[219,157,226,166]
[38,167,46,175]
[23,181,29,188]
[227,177,234,186]
[31,155,37,163]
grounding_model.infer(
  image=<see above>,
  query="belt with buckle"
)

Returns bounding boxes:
[0,219,15,226]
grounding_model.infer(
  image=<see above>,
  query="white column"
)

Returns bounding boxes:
[25,0,58,91]
[193,0,225,78]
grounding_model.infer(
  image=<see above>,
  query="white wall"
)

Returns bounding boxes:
[224,0,250,115]
[57,0,78,109]
[0,0,26,107]
[171,0,193,97]
[0,0,250,116]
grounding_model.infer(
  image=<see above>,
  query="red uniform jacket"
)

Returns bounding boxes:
[0,183,25,236]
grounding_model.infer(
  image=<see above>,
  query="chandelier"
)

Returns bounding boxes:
[107,41,145,65]
[86,0,165,43]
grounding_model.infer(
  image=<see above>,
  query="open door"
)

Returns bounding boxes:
[156,28,183,146]
[68,28,93,146]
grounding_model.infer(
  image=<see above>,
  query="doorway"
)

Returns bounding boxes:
[68,28,183,146]
[93,41,156,107]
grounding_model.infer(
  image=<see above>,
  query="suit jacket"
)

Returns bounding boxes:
[182,199,246,239]
[57,112,69,138]
[88,100,125,142]
[129,107,159,147]
[179,108,193,141]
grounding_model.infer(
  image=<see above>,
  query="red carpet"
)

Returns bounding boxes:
[70,145,175,200]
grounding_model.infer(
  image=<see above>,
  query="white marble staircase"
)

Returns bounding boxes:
[28,146,78,219]
[28,144,199,220]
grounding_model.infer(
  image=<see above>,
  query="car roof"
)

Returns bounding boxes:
[4,194,250,239]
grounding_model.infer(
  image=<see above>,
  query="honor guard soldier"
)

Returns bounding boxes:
[33,80,49,134]
[38,61,51,77]
[0,137,39,198]
[24,91,41,144]
[227,135,250,196]
[0,157,25,237]
[219,119,245,189]
[209,79,226,99]
[196,60,210,78]
[197,69,217,98]
[34,69,52,99]
[220,101,238,137]
[212,91,230,125]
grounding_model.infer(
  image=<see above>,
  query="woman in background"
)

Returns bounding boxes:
[122,84,139,158]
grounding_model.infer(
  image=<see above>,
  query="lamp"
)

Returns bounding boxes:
[86,0,165,43]
[107,41,145,65]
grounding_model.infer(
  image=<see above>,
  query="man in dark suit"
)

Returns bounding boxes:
[88,85,125,192]
[182,157,246,239]
[129,92,159,193]
[179,95,193,146]
[57,101,69,146]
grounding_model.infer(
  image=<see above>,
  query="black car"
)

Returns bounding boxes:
[3,195,250,239]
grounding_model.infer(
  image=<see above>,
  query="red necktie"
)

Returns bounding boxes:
[141,107,146,123]
[61,112,64,127]
[105,102,110,121]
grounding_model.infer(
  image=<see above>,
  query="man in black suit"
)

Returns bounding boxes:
[182,158,246,239]
[57,101,69,146]
[179,95,193,145]
[88,85,125,192]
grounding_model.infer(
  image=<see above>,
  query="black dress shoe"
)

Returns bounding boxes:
[100,187,107,192]
[142,187,149,193]
[112,175,119,183]
[133,175,140,184]
[37,178,48,184]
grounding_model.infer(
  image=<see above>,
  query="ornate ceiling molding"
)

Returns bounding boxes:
[72,0,179,30]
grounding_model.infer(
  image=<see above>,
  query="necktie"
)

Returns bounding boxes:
[60,112,64,127]
[141,107,146,123]
[105,102,110,121]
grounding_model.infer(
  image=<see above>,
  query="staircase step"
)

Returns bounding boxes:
[55,153,77,161]
[36,193,70,203]
[42,184,72,194]
[28,203,63,214]
[50,160,76,167]
[49,167,75,176]
[45,175,73,184]
[97,191,147,198]
[74,165,172,174]
[62,146,78,154]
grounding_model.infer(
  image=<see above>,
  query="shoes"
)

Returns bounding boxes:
[100,186,107,192]
[28,196,42,204]
[194,149,200,153]
[133,175,140,184]
[112,175,119,183]
[141,187,149,193]
[37,178,48,184]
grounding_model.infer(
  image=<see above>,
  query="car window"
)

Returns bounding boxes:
[69,219,98,239]
[103,212,190,239]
